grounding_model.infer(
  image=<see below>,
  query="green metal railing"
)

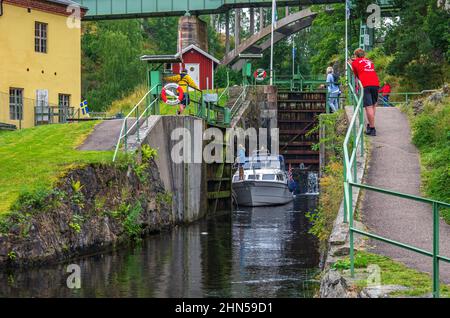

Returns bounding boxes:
[112,82,233,161]
[230,84,249,119]
[343,62,450,298]
[273,70,328,92]
[217,71,230,107]
[378,90,438,107]
[272,72,343,114]
[112,84,161,162]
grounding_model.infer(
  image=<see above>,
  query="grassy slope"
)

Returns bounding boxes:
[333,251,450,297]
[0,122,112,214]
[406,95,450,223]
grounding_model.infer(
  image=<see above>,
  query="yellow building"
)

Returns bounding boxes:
[0,0,87,129]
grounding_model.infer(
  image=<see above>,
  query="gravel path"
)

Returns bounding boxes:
[362,107,450,284]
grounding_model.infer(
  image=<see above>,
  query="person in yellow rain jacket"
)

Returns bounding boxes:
[164,69,199,114]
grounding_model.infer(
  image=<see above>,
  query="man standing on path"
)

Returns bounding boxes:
[164,68,199,115]
[350,48,380,136]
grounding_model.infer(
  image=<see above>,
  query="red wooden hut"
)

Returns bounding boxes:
[169,44,220,90]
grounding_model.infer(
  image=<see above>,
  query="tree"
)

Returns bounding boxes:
[384,0,449,90]
[82,20,147,111]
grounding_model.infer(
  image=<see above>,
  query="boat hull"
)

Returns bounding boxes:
[233,181,294,207]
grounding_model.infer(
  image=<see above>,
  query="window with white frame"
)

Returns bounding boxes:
[35,22,48,53]
[58,94,70,108]
[9,88,24,120]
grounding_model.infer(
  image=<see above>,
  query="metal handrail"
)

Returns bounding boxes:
[378,90,439,106]
[343,62,450,298]
[217,71,230,106]
[112,84,160,162]
[230,84,248,118]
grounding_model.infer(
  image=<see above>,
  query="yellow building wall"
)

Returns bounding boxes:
[0,3,82,128]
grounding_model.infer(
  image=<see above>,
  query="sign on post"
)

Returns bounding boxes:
[254,68,267,82]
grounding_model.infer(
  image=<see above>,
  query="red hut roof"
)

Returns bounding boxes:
[179,44,220,65]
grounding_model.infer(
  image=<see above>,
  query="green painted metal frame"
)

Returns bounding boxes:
[74,0,344,20]
[377,90,438,107]
[112,84,162,162]
[273,72,340,113]
[344,62,450,298]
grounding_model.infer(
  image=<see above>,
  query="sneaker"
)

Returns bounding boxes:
[370,127,377,136]
[366,124,371,134]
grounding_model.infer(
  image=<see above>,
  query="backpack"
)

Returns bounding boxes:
[332,73,340,85]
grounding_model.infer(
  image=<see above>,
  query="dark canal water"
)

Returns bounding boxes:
[0,195,320,298]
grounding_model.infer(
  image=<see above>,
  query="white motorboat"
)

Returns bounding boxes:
[232,151,294,207]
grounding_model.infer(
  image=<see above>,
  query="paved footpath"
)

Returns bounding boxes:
[78,119,125,151]
[362,107,450,284]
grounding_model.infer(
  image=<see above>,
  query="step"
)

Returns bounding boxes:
[278,119,319,123]
[279,129,318,135]
[285,159,320,164]
[281,150,319,155]
[279,141,315,146]
[277,109,326,113]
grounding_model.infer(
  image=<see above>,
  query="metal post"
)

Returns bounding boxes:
[136,105,140,142]
[292,36,295,82]
[353,125,357,182]
[343,158,348,223]
[345,0,349,83]
[360,102,364,156]
[350,181,355,277]
[433,202,440,298]
[269,0,275,86]
[124,120,128,152]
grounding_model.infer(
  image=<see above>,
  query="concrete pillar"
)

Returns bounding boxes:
[225,10,230,53]
[250,7,255,35]
[234,9,241,49]
[259,8,265,30]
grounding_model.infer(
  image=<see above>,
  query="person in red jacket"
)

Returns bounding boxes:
[350,48,380,136]
[379,82,392,107]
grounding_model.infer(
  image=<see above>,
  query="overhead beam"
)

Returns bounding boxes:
[73,0,344,20]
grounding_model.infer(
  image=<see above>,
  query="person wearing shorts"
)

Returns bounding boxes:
[164,69,198,115]
[350,48,380,136]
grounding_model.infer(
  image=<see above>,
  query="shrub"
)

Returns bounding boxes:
[411,96,450,223]
[10,188,52,211]
[123,202,143,239]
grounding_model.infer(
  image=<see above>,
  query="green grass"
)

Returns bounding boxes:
[0,122,112,214]
[333,251,450,297]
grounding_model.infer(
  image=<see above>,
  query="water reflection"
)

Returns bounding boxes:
[0,196,319,298]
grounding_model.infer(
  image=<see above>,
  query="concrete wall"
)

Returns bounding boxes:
[143,116,208,223]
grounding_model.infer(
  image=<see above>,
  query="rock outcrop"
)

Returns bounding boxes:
[0,157,172,268]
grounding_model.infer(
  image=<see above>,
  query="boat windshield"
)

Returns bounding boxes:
[243,158,281,170]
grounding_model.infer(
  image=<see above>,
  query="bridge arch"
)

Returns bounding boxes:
[220,9,317,70]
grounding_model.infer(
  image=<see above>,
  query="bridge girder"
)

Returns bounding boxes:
[73,0,343,20]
